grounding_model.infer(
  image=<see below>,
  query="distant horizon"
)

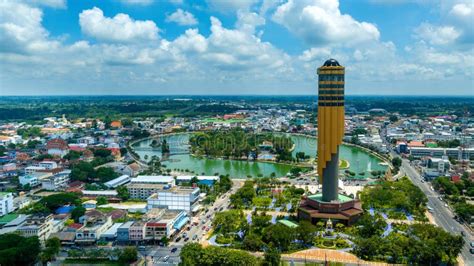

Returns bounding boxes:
[1,94,473,97]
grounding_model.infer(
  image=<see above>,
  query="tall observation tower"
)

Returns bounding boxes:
[317,58,345,202]
[297,59,362,225]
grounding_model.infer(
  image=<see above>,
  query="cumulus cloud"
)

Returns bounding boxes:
[272,0,380,47]
[414,23,461,45]
[79,7,159,43]
[0,1,60,54]
[166,9,198,26]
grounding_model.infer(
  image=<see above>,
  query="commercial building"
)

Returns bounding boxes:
[0,192,14,216]
[298,59,362,225]
[147,186,200,213]
[116,221,134,242]
[75,210,113,244]
[144,209,188,240]
[129,222,146,242]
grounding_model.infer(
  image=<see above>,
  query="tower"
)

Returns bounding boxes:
[297,59,362,226]
[317,59,345,202]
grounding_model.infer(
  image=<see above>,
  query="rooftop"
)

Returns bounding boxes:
[278,219,299,228]
[132,175,174,184]
[322,58,341,67]
[307,193,354,203]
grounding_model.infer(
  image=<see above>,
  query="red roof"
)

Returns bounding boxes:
[408,141,424,147]
[68,223,83,229]
[47,138,68,150]
[451,175,461,183]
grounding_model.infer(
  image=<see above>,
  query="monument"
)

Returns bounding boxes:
[297,59,363,225]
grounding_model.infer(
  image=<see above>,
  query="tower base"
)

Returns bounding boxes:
[297,193,363,226]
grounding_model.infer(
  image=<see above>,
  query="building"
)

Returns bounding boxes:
[104,174,131,188]
[424,156,451,179]
[298,59,362,226]
[19,174,40,187]
[75,210,113,244]
[129,222,146,243]
[41,170,71,191]
[46,138,69,157]
[0,192,14,216]
[127,175,175,199]
[33,161,58,170]
[17,214,54,241]
[147,186,200,213]
[82,190,118,199]
[317,58,345,202]
[116,221,134,243]
[144,209,188,240]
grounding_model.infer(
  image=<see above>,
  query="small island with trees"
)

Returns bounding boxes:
[189,129,295,163]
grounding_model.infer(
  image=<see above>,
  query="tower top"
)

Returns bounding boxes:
[322,58,341,67]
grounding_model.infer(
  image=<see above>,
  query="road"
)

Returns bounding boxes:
[401,159,473,264]
[142,180,244,265]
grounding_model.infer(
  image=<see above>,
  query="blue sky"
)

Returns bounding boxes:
[0,0,473,95]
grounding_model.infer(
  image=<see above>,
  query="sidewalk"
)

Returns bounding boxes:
[281,248,396,266]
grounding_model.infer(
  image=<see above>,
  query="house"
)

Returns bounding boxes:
[47,138,69,157]
[82,200,97,209]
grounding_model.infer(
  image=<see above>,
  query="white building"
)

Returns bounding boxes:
[0,192,14,216]
[17,214,54,242]
[104,175,131,188]
[147,186,200,213]
[33,161,58,170]
[127,175,177,199]
[41,170,71,191]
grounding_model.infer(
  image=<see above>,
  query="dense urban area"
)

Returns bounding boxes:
[0,96,472,265]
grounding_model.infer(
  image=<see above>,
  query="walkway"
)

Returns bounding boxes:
[281,248,394,266]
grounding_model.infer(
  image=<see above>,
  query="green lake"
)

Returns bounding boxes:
[132,133,387,179]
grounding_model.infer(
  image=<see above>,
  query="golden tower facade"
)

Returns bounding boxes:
[317,59,345,202]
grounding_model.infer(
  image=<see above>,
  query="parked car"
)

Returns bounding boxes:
[175,236,182,242]
[171,247,178,253]
[193,234,198,240]
[163,255,170,262]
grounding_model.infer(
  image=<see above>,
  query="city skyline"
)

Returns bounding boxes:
[1,0,473,96]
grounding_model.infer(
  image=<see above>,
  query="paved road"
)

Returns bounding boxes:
[401,159,473,264]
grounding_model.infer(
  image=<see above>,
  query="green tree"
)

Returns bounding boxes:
[180,243,203,266]
[296,221,316,245]
[96,196,108,206]
[71,206,86,222]
[119,247,137,263]
[0,234,41,266]
[117,185,130,200]
[263,223,295,251]
[263,244,281,266]
[40,237,61,263]
[243,233,265,251]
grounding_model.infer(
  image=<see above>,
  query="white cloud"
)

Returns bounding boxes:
[166,9,198,26]
[0,1,60,54]
[79,7,159,43]
[414,23,461,45]
[272,0,380,47]
[172,29,207,53]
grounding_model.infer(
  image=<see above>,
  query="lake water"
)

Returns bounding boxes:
[132,133,387,179]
